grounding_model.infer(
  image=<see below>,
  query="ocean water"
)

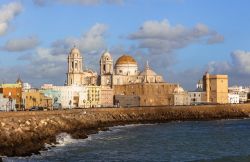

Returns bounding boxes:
[5,119,250,162]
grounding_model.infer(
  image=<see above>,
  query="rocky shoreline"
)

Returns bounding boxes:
[1,104,250,157]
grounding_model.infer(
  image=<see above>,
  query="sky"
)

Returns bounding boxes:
[1,0,250,90]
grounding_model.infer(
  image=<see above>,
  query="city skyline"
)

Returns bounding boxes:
[1,0,250,90]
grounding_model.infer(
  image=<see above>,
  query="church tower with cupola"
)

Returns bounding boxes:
[67,47,84,85]
[100,50,113,86]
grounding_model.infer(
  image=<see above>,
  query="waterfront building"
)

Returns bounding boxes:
[114,83,178,106]
[22,89,52,110]
[173,85,189,106]
[202,72,228,104]
[52,85,87,108]
[228,93,240,104]
[228,86,248,103]
[86,85,101,108]
[100,86,114,107]
[99,51,164,87]
[41,84,54,90]
[114,95,140,107]
[40,89,61,107]
[0,81,22,110]
[0,93,16,111]
[66,47,97,86]
[22,83,31,91]
[188,80,206,105]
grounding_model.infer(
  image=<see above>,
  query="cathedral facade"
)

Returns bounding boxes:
[66,47,164,87]
[66,47,98,86]
[99,51,164,87]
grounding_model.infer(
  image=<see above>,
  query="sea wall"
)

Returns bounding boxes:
[1,104,250,157]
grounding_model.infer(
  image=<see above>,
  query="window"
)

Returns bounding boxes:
[72,62,74,69]
[103,65,106,72]
[75,62,78,70]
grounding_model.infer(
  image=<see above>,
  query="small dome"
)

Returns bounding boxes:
[139,69,157,76]
[101,51,112,60]
[69,47,81,57]
[115,55,137,66]
[102,51,111,57]
[174,86,185,93]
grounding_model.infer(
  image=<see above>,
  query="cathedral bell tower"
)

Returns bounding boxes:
[100,50,113,86]
[67,47,83,85]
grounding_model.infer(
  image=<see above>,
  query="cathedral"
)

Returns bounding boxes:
[66,47,164,86]
[100,51,164,86]
[66,47,98,86]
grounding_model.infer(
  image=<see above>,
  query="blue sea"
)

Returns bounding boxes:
[5,119,250,162]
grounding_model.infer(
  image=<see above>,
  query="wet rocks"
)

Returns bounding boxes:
[0,104,250,156]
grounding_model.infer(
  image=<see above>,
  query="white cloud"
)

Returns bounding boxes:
[51,23,108,54]
[231,50,250,74]
[0,2,22,35]
[3,23,108,87]
[3,36,40,52]
[129,19,224,55]
[207,50,250,75]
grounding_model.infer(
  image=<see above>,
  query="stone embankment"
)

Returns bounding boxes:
[1,104,250,157]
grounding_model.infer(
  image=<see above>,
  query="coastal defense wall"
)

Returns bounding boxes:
[113,83,178,106]
[1,104,250,157]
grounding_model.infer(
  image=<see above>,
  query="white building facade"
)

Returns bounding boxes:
[173,85,189,106]
[228,93,240,104]
[52,85,87,108]
[228,86,248,103]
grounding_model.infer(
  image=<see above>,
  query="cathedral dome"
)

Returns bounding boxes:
[114,55,138,76]
[115,55,137,66]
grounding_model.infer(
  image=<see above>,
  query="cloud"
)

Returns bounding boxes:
[33,0,124,6]
[1,23,108,87]
[129,19,224,55]
[208,50,250,75]
[206,50,250,87]
[51,23,108,55]
[0,2,22,35]
[231,50,250,74]
[2,36,40,52]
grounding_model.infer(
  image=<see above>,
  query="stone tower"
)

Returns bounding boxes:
[67,47,83,85]
[100,50,113,86]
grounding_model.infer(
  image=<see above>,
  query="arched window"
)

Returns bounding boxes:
[103,64,106,72]
[75,62,78,70]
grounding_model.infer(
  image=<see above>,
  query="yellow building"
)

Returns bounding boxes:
[86,86,101,108]
[22,89,52,110]
[203,72,228,104]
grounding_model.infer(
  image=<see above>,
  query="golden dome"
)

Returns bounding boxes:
[115,55,137,65]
